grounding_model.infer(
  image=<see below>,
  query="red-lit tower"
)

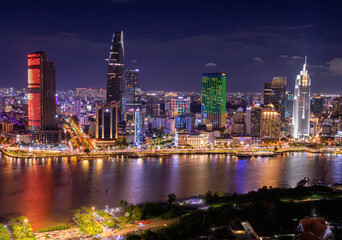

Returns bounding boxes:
[28,52,57,139]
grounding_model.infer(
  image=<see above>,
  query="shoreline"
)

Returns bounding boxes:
[0,147,332,159]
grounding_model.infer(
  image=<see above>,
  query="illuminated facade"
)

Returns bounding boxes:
[96,104,118,139]
[125,69,141,112]
[293,57,311,139]
[106,31,125,121]
[261,107,280,138]
[264,77,286,121]
[169,97,190,117]
[28,52,56,131]
[126,110,144,144]
[201,73,227,129]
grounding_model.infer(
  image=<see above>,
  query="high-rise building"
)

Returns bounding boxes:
[146,94,160,117]
[126,109,144,144]
[250,107,261,138]
[106,31,125,121]
[201,73,227,129]
[169,97,190,117]
[293,57,311,139]
[264,77,287,121]
[285,92,294,118]
[28,52,61,144]
[260,107,280,138]
[125,69,141,112]
[28,51,57,131]
[311,95,324,118]
[332,97,342,116]
[96,104,118,140]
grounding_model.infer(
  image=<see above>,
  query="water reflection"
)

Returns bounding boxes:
[0,153,342,229]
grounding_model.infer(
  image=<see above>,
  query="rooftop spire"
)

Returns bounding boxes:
[303,56,307,72]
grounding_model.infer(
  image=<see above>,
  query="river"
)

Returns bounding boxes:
[0,152,341,229]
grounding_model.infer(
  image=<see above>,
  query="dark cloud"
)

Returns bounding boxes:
[326,58,342,75]
[253,57,264,63]
[204,62,217,67]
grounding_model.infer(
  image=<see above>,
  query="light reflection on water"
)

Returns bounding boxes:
[0,153,341,229]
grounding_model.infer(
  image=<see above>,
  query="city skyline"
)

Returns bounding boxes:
[0,1,342,92]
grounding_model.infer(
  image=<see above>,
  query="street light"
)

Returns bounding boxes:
[92,207,95,237]
[24,219,28,240]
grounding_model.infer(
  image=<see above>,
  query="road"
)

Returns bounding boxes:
[102,218,178,239]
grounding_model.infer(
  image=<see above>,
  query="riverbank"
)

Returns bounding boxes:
[0,147,331,159]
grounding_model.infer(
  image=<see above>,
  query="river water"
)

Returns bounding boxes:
[0,152,341,229]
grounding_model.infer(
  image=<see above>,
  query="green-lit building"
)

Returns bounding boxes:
[201,73,227,129]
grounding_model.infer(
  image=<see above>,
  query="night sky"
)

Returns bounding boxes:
[0,0,342,93]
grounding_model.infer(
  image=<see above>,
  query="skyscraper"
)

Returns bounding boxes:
[293,57,311,139]
[96,104,118,140]
[264,77,287,121]
[28,51,60,144]
[106,31,125,120]
[201,73,227,129]
[260,106,280,138]
[125,68,141,112]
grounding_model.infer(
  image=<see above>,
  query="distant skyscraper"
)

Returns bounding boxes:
[293,57,311,139]
[28,51,56,131]
[125,68,141,111]
[201,73,227,129]
[106,31,125,120]
[146,94,160,117]
[250,107,261,138]
[96,104,118,139]
[264,77,287,121]
[285,92,294,118]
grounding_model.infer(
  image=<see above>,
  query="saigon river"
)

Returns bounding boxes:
[0,152,341,229]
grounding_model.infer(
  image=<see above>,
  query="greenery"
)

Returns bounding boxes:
[9,216,36,240]
[96,209,121,229]
[118,201,186,223]
[74,207,103,236]
[126,186,342,240]
[0,224,11,240]
[167,193,177,205]
[38,224,71,233]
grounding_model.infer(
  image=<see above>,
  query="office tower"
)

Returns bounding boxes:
[185,114,196,132]
[332,97,342,116]
[28,51,57,131]
[126,109,143,144]
[293,57,311,139]
[245,107,251,136]
[96,104,118,139]
[125,69,141,111]
[201,73,227,129]
[285,92,294,118]
[231,107,245,136]
[175,115,186,129]
[260,106,280,138]
[27,52,61,145]
[106,31,125,121]
[146,94,160,117]
[264,77,287,121]
[169,97,191,117]
[251,107,261,138]
[311,95,324,118]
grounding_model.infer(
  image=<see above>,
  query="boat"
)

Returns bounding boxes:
[297,177,309,187]
[236,154,252,159]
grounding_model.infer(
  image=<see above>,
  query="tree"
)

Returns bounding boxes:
[168,193,177,205]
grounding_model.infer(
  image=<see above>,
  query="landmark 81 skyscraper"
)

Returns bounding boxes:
[293,57,311,139]
[106,31,125,120]
[201,73,227,129]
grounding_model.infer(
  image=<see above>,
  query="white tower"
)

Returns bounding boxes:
[293,56,311,139]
